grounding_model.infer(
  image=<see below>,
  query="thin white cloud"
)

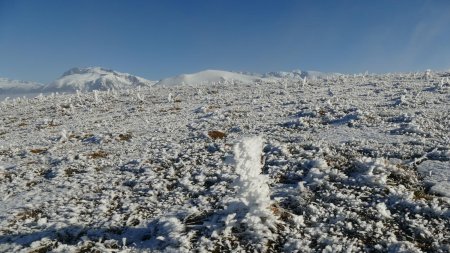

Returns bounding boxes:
[400,4,450,69]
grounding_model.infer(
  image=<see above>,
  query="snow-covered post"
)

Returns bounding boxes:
[302,76,307,88]
[220,136,275,249]
[136,93,145,102]
[234,136,266,184]
[76,90,83,103]
[424,69,432,80]
[93,90,100,103]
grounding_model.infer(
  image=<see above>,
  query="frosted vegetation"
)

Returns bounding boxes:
[0,70,449,252]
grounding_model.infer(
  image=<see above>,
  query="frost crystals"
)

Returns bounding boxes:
[218,136,276,249]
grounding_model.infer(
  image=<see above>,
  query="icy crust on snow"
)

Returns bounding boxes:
[43,67,156,92]
[0,71,450,252]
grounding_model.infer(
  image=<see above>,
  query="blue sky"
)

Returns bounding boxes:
[1,0,450,83]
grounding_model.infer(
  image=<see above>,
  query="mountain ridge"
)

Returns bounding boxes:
[1,67,338,94]
[0,78,43,94]
[43,67,156,92]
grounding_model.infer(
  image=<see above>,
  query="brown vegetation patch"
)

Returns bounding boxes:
[270,203,293,222]
[30,148,48,154]
[26,180,39,187]
[15,208,42,222]
[208,130,227,140]
[168,106,181,111]
[160,106,182,112]
[0,171,15,183]
[64,167,85,177]
[413,189,434,201]
[118,133,132,141]
[48,120,60,127]
[88,150,108,159]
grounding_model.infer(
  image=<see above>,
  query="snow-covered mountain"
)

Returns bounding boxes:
[43,67,156,92]
[1,68,339,95]
[0,78,43,94]
[155,69,338,87]
[155,69,265,86]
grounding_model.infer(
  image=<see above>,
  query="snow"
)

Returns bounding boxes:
[0,67,157,99]
[417,160,450,197]
[220,136,275,248]
[263,69,337,80]
[0,78,43,94]
[155,69,266,86]
[0,70,449,252]
[155,69,336,87]
[43,67,156,92]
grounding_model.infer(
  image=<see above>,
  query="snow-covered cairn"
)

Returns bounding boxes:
[219,136,276,248]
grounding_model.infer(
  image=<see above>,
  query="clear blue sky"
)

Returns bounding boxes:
[1,0,450,83]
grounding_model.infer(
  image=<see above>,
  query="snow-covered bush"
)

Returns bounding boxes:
[216,136,277,250]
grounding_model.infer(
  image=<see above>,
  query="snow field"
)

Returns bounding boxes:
[0,71,449,252]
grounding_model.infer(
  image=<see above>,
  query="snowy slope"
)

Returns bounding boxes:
[0,71,449,252]
[0,78,43,94]
[155,69,264,86]
[43,67,156,92]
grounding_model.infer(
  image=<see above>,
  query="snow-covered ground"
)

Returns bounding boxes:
[0,71,449,252]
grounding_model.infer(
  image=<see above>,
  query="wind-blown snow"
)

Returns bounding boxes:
[43,67,156,92]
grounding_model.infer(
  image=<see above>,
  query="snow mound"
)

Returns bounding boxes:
[43,67,156,92]
[155,70,262,87]
[0,78,43,94]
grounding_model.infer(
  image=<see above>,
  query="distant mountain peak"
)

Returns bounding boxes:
[61,67,119,77]
[44,67,156,92]
[154,69,337,87]
[155,69,263,86]
[0,77,43,94]
[262,69,331,79]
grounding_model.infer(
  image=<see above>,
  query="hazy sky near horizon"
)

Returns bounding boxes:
[1,0,450,83]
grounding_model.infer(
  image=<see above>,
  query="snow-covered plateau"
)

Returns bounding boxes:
[0,71,449,252]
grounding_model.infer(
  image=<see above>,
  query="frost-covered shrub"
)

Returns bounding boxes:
[352,157,393,186]
[217,136,277,249]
